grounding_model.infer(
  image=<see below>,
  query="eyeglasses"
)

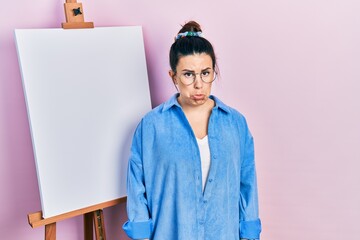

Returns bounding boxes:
[176,69,217,86]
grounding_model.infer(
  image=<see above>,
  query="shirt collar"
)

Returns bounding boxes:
[162,93,230,114]
[210,95,231,113]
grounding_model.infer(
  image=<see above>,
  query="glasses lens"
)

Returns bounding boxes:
[201,70,216,83]
[178,69,216,85]
[180,74,194,85]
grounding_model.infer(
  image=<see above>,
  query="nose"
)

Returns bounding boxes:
[193,73,203,89]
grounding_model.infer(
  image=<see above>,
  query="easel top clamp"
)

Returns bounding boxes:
[62,0,94,29]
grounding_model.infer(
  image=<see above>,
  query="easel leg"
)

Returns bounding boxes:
[93,210,106,240]
[84,212,94,240]
[45,223,56,240]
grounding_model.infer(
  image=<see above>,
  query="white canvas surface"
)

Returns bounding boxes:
[15,27,152,218]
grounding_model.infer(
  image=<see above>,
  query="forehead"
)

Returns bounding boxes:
[177,53,212,70]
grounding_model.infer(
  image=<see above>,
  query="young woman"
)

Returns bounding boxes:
[123,21,261,240]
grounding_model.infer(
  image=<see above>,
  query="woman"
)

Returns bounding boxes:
[123,21,261,240]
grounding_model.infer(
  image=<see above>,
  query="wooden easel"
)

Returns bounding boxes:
[28,198,126,240]
[62,0,94,29]
[28,3,124,239]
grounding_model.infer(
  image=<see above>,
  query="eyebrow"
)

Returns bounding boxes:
[181,67,212,72]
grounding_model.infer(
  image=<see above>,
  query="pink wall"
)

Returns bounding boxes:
[1,0,359,239]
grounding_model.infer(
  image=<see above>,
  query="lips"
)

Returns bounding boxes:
[192,94,205,100]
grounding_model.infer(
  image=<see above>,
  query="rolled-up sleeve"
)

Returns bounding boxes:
[239,120,262,239]
[122,121,153,239]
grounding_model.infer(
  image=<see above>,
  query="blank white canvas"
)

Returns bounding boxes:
[15,27,152,218]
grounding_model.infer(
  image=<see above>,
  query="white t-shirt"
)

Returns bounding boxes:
[196,135,211,192]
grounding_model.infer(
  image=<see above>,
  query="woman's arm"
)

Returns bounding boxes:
[239,118,261,239]
[122,121,153,239]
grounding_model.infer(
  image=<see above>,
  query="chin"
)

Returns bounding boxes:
[191,98,207,105]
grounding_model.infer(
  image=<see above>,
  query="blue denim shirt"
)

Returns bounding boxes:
[123,94,261,240]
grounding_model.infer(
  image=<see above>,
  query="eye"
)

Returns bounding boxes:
[183,72,194,78]
[201,71,210,77]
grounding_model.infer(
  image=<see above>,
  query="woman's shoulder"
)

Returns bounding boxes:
[211,95,247,121]
[211,95,253,138]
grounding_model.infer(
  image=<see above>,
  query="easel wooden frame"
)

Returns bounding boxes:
[28,197,126,240]
[28,2,109,238]
[62,0,94,29]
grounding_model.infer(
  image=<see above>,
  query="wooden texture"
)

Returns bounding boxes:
[61,22,94,29]
[84,212,94,240]
[34,209,109,240]
[94,210,106,240]
[28,197,126,228]
[64,3,84,23]
[62,1,94,29]
[45,223,56,240]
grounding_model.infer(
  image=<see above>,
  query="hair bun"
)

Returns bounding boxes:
[178,21,202,33]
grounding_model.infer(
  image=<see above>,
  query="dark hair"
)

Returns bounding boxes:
[169,21,217,73]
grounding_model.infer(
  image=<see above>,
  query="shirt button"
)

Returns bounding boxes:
[199,221,204,225]
[208,179,213,183]
[203,200,207,204]
[213,155,217,159]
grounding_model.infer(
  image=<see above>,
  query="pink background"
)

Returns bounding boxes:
[1,0,359,239]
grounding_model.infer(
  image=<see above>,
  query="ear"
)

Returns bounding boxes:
[169,70,178,85]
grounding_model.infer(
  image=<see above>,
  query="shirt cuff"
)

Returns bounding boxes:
[239,218,261,239]
[122,219,153,239]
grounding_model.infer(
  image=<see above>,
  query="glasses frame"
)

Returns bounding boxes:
[175,69,217,86]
